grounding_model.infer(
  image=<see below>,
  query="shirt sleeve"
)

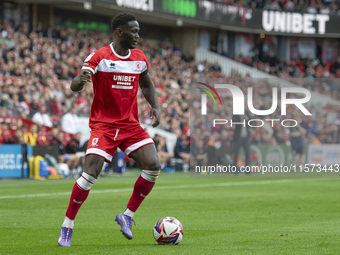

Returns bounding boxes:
[82,50,101,74]
[141,52,149,73]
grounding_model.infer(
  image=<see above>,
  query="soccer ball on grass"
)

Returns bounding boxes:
[153,217,183,245]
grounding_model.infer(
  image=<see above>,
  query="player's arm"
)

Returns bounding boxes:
[71,69,92,92]
[139,70,160,128]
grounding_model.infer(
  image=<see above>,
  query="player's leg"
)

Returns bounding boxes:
[59,128,116,247]
[58,154,104,247]
[64,155,104,220]
[126,143,161,213]
[115,143,161,240]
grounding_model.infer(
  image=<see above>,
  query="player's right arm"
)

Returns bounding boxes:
[71,50,99,92]
[71,70,92,92]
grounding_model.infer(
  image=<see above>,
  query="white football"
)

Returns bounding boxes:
[153,217,184,245]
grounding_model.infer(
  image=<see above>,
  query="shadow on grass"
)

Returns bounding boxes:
[72,243,188,247]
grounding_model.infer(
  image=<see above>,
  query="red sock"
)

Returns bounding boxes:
[127,175,155,212]
[65,183,90,220]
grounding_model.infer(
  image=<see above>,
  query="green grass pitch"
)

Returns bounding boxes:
[0,171,339,255]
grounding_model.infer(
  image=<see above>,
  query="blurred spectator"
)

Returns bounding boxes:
[23,123,39,146]
[0,123,13,143]
[65,132,83,154]
[191,139,208,166]
[5,127,25,144]
[153,134,174,173]
[61,105,80,135]
[49,95,63,118]
[232,114,251,168]
[65,132,84,175]
[216,130,233,166]
[49,127,82,173]
[174,130,190,171]
[289,121,307,167]
[32,105,53,127]
[49,127,66,159]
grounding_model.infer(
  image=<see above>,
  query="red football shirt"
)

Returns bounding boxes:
[82,43,149,129]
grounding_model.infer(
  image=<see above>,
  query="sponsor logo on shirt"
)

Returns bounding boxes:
[112,75,136,89]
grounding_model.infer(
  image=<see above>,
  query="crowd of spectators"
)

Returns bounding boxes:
[191,73,340,145]
[0,20,194,172]
[0,20,339,172]
[190,72,340,167]
[232,49,340,101]
[209,0,339,14]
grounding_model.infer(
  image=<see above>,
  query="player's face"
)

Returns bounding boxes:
[122,21,140,49]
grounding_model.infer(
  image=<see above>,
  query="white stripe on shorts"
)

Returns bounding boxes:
[86,148,113,162]
[124,138,154,155]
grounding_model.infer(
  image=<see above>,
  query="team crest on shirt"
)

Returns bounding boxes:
[91,138,99,146]
[135,62,142,72]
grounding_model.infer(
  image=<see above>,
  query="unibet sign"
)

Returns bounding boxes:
[262,10,329,34]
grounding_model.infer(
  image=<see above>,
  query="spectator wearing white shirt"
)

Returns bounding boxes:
[32,105,53,127]
[61,105,79,135]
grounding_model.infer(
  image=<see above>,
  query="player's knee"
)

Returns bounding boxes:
[144,161,161,171]
[141,169,160,183]
[84,164,101,179]
[152,162,162,171]
[84,155,104,178]
[77,172,96,190]
[84,170,98,179]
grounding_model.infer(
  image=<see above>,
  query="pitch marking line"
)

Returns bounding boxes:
[0,178,333,200]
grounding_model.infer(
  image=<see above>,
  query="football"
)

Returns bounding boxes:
[153,217,184,245]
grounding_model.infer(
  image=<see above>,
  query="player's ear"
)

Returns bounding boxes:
[116,27,123,36]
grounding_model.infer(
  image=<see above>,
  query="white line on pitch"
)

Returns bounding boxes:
[0,178,331,200]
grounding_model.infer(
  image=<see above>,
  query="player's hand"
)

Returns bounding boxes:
[79,70,92,85]
[150,108,160,128]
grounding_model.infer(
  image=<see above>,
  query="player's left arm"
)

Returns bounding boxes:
[139,70,160,128]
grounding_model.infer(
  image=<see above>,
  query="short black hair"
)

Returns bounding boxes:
[111,12,137,32]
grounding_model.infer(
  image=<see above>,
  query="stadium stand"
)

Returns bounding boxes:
[0,21,339,148]
[208,0,339,13]
[1,0,340,175]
